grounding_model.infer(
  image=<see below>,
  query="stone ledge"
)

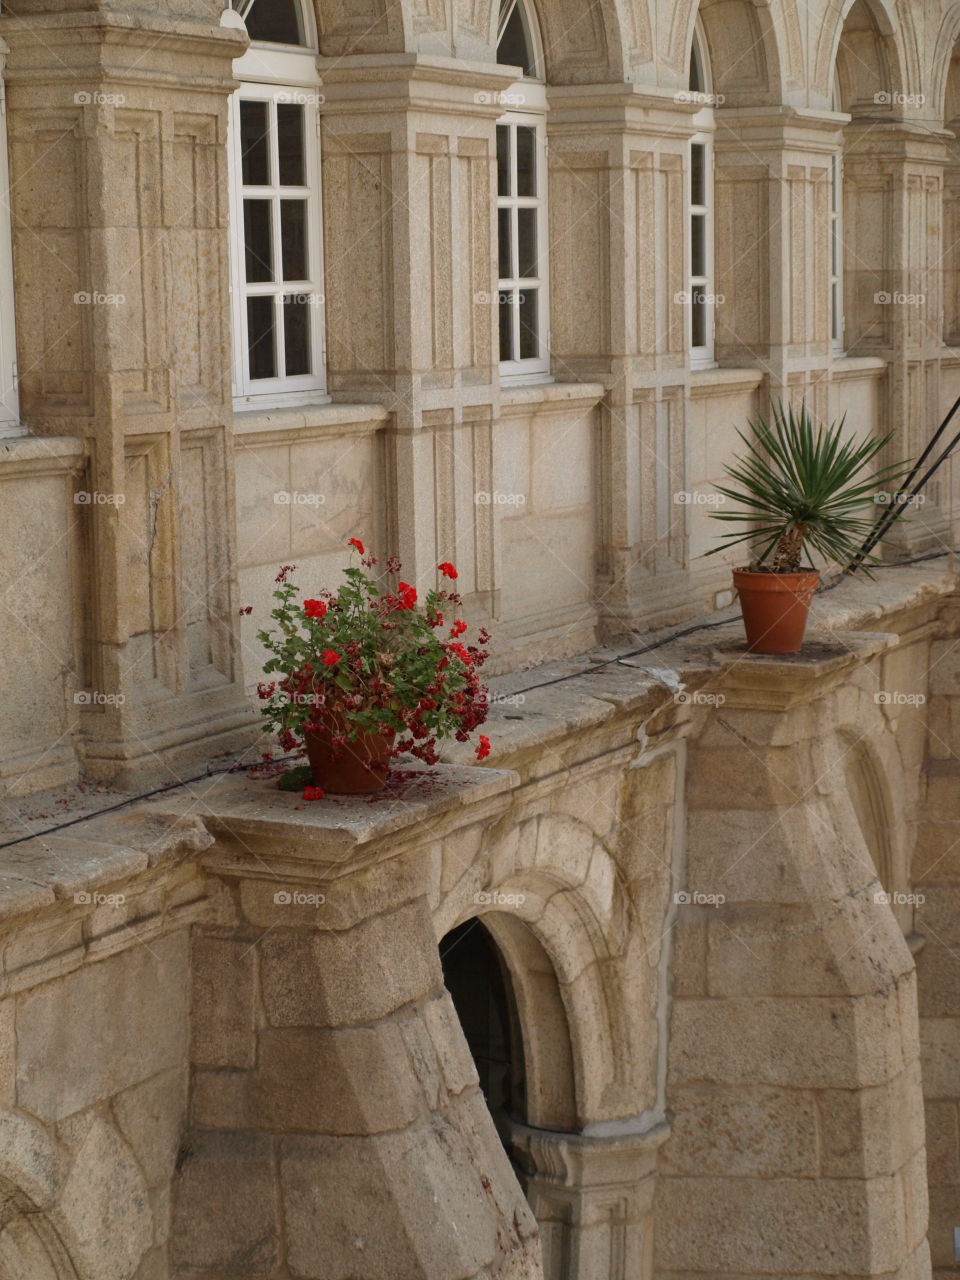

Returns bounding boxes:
[232,401,389,445]
[169,763,519,876]
[499,380,606,416]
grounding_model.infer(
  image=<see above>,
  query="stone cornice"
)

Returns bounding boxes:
[318,53,517,118]
[546,82,701,137]
[0,11,245,88]
[0,432,86,481]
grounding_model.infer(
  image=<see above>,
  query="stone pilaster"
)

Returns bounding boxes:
[713,107,842,414]
[842,122,950,553]
[318,54,514,614]
[172,767,542,1280]
[545,85,699,633]
[509,1121,664,1280]
[0,8,256,784]
[914,598,960,1278]
[659,637,931,1280]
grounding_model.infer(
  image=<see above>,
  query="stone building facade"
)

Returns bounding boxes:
[1,0,960,1277]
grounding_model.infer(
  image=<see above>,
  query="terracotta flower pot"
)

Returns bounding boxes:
[303,706,395,794]
[733,567,820,655]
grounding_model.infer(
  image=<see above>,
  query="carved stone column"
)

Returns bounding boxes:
[0,7,256,783]
[509,1121,664,1280]
[546,85,699,633]
[842,122,949,552]
[318,55,514,617]
[171,767,543,1279]
[713,107,842,416]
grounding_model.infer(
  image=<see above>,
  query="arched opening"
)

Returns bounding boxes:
[0,1182,77,1279]
[834,0,902,118]
[441,918,529,1180]
[831,0,907,360]
[231,0,309,47]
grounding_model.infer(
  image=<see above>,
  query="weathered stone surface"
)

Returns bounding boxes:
[112,1067,188,1190]
[170,1131,280,1274]
[16,933,189,1122]
[657,1175,907,1274]
[279,1110,539,1280]
[252,1023,427,1134]
[259,901,443,1027]
[57,1117,153,1280]
[660,1085,819,1177]
[669,993,904,1089]
[190,934,257,1069]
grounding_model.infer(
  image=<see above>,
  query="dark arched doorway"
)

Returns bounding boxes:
[440,918,529,1183]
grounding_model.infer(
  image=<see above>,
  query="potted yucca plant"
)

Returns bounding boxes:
[707,401,906,653]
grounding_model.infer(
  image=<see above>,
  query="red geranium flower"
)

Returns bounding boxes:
[304,598,327,619]
[438,562,458,580]
[475,734,491,761]
[349,537,365,555]
[450,619,467,638]
[322,650,340,666]
[303,785,325,801]
[398,581,418,609]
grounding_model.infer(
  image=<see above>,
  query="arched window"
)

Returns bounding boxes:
[226,0,327,408]
[496,0,550,383]
[688,20,715,368]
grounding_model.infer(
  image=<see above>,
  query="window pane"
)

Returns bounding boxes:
[243,0,305,46]
[498,208,512,281]
[499,292,514,361]
[277,104,305,186]
[497,126,510,198]
[244,199,274,282]
[247,296,277,379]
[691,143,706,208]
[691,213,705,279]
[516,127,536,197]
[281,200,307,280]
[497,2,535,77]
[240,101,270,186]
[519,288,539,360]
[284,297,311,375]
[692,287,707,348]
[518,207,537,278]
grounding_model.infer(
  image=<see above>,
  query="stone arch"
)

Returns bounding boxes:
[667,0,798,100]
[435,811,650,1125]
[0,1183,79,1279]
[307,0,410,57]
[814,0,910,110]
[932,4,960,126]
[466,0,633,84]
[0,1113,76,1280]
[834,689,912,928]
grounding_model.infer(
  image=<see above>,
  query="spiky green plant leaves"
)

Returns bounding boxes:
[706,400,907,574]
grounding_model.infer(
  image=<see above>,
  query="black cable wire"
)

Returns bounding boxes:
[1,548,954,855]
[849,392,960,572]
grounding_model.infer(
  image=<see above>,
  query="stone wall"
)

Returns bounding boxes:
[1,0,960,792]
[0,568,952,1280]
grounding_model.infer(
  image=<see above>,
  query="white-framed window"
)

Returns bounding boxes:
[0,78,19,431]
[496,0,550,384]
[688,20,715,369]
[830,76,845,354]
[226,0,327,409]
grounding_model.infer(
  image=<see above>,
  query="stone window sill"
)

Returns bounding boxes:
[499,379,605,417]
[689,366,764,397]
[232,401,389,446]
